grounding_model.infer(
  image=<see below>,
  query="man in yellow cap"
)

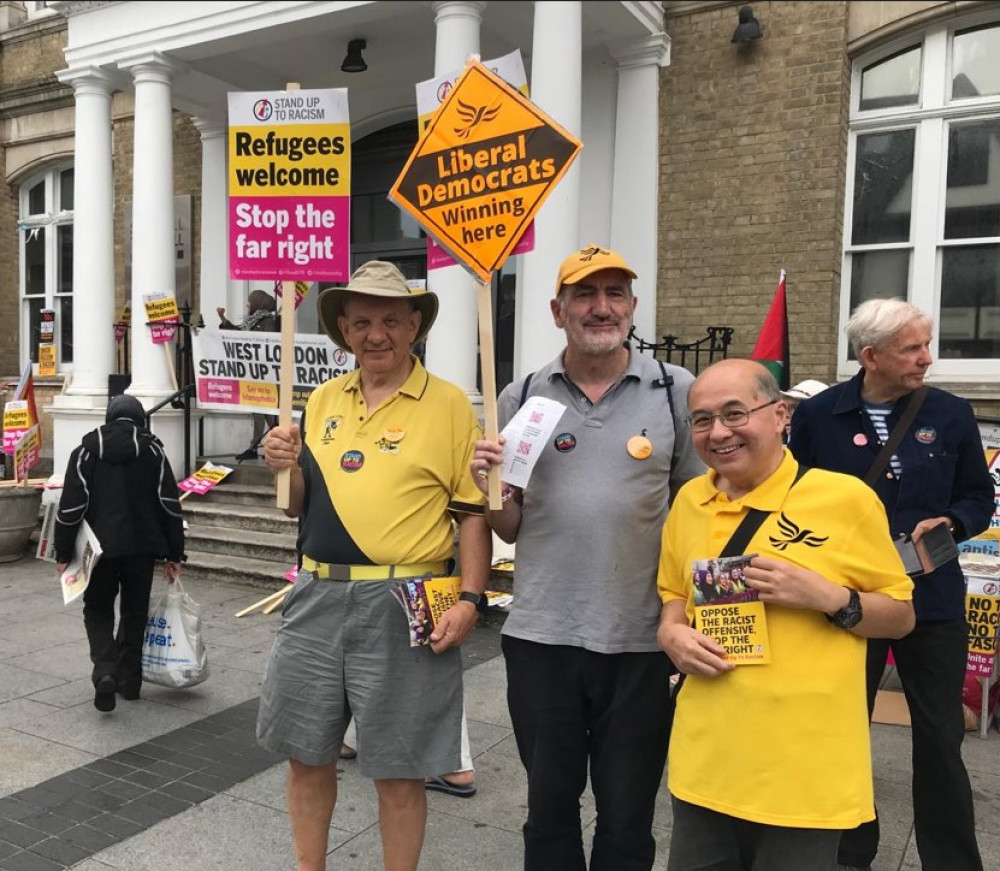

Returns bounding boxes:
[471,245,704,871]
[257,260,490,871]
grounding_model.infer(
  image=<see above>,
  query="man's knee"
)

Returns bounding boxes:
[375,777,426,811]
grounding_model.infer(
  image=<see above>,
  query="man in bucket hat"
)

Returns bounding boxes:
[471,245,704,870]
[257,260,490,871]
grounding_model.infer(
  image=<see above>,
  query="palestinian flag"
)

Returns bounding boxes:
[751,270,790,390]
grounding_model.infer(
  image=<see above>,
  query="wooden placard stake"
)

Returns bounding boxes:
[476,278,502,510]
[275,81,301,510]
[163,341,178,393]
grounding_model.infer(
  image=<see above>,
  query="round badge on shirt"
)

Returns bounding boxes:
[915,427,937,444]
[553,432,577,453]
[853,433,868,447]
[340,450,365,472]
[627,434,652,460]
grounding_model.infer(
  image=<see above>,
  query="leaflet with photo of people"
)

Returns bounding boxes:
[693,555,771,665]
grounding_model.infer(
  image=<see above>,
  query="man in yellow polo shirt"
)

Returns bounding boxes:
[657,359,914,871]
[257,261,490,871]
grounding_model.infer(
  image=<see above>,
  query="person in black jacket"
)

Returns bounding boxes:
[55,395,185,712]
[789,298,993,871]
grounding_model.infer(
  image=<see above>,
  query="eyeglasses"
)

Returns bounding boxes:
[688,400,779,433]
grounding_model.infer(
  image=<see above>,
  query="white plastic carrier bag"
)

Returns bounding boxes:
[141,577,209,688]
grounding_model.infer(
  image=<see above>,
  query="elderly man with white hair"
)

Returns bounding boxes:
[789,298,993,871]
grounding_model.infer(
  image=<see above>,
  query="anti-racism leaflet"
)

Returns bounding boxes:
[228,88,350,281]
[178,461,234,496]
[143,292,179,344]
[192,327,354,414]
[415,50,535,271]
[390,59,581,283]
[961,554,1000,678]
[498,396,565,490]
[38,344,56,377]
[692,555,771,665]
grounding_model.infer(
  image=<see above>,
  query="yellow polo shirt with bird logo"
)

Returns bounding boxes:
[658,450,913,829]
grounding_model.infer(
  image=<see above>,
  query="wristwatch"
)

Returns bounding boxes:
[826,588,863,630]
[459,591,488,613]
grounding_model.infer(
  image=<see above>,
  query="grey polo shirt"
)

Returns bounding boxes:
[499,348,704,654]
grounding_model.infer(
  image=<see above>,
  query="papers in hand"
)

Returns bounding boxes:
[60,520,102,605]
[692,555,771,665]
[499,396,566,490]
[390,577,462,647]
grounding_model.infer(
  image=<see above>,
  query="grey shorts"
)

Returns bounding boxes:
[256,570,463,780]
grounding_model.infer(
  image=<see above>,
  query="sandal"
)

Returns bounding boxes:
[424,775,476,798]
[340,744,357,760]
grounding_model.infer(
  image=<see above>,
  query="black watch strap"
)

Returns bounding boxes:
[459,591,488,613]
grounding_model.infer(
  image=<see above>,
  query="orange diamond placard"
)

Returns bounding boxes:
[390,59,582,282]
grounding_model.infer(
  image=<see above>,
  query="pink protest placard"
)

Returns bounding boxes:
[228,89,351,282]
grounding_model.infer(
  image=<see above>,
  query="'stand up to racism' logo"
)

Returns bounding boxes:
[437,81,453,104]
[253,99,273,121]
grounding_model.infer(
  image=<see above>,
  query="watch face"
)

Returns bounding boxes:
[833,589,863,629]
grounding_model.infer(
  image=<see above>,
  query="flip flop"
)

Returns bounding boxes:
[339,745,357,760]
[424,775,476,798]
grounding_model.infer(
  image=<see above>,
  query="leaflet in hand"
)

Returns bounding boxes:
[692,555,770,665]
[60,520,103,606]
[390,576,462,647]
[500,396,566,489]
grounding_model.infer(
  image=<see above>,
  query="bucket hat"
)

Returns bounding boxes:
[780,379,829,402]
[317,261,439,351]
[555,245,637,296]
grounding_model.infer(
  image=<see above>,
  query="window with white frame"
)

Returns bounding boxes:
[19,166,74,371]
[842,13,1000,380]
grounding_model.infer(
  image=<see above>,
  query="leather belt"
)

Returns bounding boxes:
[301,556,446,581]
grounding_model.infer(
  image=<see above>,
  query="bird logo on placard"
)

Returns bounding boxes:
[454,98,501,139]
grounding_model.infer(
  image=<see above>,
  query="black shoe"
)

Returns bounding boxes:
[117,686,141,701]
[235,448,258,461]
[94,675,117,712]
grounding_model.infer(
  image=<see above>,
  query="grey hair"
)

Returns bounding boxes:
[754,368,782,402]
[846,298,932,357]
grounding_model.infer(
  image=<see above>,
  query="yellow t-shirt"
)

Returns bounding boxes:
[657,450,913,829]
[298,357,484,566]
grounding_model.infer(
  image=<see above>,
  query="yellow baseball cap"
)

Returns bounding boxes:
[555,245,638,296]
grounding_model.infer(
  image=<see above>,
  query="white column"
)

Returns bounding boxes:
[514,0,582,378]
[424,0,486,405]
[192,119,233,323]
[609,34,670,345]
[49,67,119,474]
[122,54,178,399]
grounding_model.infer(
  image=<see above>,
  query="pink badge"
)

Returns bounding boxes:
[853,433,868,446]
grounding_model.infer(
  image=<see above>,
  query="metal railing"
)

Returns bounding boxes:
[628,325,734,375]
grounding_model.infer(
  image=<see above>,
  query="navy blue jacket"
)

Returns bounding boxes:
[789,369,992,621]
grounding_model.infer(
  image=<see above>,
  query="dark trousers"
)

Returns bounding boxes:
[502,635,675,871]
[668,797,840,871]
[837,620,982,871]
[82,555,154,692]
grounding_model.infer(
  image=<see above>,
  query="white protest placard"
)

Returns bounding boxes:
[499,396,566,489]
[192,327,354,414]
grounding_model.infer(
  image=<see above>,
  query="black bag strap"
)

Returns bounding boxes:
[518,372,535,409]
[862,386,927,487]
[719,463,809,558]
[671,463,810,692]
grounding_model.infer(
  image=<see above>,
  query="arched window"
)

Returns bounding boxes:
[842,12,1000,380]
[19,165,74,371]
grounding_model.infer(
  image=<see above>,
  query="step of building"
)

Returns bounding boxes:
[180,550,292,590]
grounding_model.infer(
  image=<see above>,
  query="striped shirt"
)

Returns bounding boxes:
[864,402,903,478]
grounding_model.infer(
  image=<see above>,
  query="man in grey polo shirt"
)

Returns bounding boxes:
[472,245,703,871]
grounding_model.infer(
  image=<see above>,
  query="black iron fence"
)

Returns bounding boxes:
[628,325,733,375]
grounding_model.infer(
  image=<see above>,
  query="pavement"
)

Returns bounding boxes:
[0,556,999,871]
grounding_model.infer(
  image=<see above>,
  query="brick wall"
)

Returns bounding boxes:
[659,1,851,385]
